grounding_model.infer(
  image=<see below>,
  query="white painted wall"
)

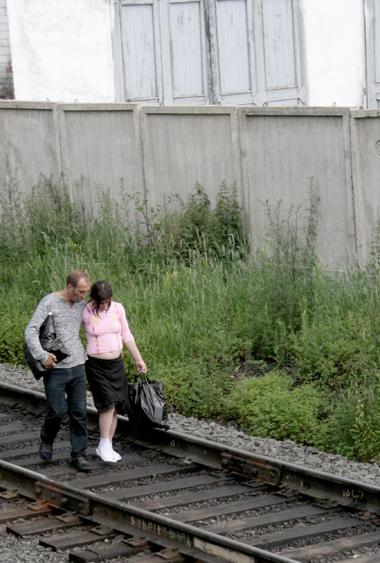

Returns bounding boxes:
[6,0,114,102]
[5,0,369,107]
[301,0,366,107]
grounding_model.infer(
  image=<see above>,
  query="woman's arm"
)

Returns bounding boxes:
[124,339,147,373]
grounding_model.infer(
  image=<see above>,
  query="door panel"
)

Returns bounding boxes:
[374,0,380,83]
[121,3,159,100]
[216,0,252,94]
[169,0,205,97]
[261,0,297,90]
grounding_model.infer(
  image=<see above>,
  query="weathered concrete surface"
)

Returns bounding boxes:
[0,102,59,194]
[140,106,242,211]
[56,104,144,211]
[351,110,380,264]
[239,107,355,266]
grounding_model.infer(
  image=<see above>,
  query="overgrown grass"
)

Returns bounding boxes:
[3,173,380,461]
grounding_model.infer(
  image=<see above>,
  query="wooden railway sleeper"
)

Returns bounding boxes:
[69,542,149,563]
[221,452,283,486]
[70,541,189,563]
[6,510,83,537]
[39,527,119,551]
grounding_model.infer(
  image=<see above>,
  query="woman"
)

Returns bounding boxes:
[82,280,147,462]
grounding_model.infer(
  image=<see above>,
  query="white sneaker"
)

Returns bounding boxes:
[110,442,121,461]
[111,449,121,461]
[96,447,117,463]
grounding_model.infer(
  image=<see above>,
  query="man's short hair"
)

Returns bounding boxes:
[66,270,90,288]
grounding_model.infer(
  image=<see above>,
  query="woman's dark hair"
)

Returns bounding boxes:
[90,280,113,316]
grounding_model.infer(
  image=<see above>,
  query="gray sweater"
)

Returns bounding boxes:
[24,293,87,369]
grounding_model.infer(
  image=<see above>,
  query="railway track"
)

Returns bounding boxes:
[0,381,380,563]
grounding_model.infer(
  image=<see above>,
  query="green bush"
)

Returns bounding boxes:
[152,361,231,419]
[328,380,380,462]
[226,371,329,447]
[0,312,30,366]
[289,311,367,387]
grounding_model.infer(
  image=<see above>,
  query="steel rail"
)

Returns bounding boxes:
[2,380,380,514]
[147,429,380,514]
[0,458,299,563]
[2,381,380,563]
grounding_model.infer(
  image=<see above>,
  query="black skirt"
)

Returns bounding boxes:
[85,355,130,415]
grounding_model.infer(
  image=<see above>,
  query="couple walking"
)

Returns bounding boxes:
[24,270,147,472]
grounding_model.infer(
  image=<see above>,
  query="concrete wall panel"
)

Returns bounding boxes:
[0,102,59,195]
[57,104,144,211]
[239,108,355,266]
[351,111,380,264]
[140,107,242,211]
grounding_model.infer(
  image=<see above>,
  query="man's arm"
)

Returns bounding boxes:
[24,298,52,366]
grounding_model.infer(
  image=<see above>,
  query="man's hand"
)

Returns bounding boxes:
[42,353,57,369]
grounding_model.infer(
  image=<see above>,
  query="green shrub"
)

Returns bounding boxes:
[226,371,329,447]
[152,361,231,419]
[328,381,380,462]
[289,310,368,387]
[0,312,31,366]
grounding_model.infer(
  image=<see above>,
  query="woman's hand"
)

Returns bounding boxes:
[136,359,147,373]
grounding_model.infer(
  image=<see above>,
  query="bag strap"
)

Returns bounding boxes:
[137,374,151,385]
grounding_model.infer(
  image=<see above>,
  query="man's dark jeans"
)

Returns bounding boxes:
[41,365,88,460]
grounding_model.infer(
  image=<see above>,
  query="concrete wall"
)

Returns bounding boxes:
[0,102,60,189]
[140,107,241,210]
[2,102,380,267]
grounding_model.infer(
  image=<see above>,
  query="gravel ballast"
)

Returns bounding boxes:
[1,362,380,488]
[1,363,380,562]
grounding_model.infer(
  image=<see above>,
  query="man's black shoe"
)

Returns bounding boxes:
[39,441,53,462]
[69,457,91,472]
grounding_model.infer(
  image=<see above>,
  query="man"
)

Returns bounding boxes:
[25,270,92,472]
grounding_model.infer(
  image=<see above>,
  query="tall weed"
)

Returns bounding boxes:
[328,372,380,461]
[4,172,380,461]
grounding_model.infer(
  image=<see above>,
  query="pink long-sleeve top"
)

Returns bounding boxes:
[82,301,134,355]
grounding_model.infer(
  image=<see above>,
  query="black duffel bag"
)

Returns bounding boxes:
[128,374,169,430]
[24,313,69,379]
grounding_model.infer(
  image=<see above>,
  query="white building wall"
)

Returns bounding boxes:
[4,0,370,107]
[6,0,115,102]
[301,0,366,107]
